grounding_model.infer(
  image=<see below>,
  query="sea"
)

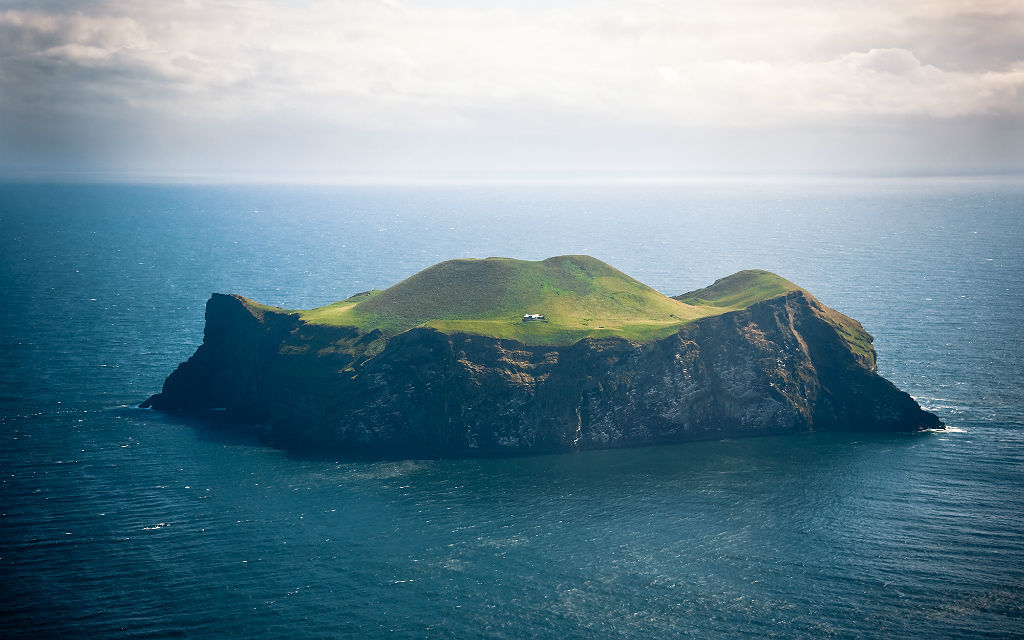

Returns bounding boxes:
[1,179,1022,638]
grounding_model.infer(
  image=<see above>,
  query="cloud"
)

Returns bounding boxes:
[0,0,1021,177]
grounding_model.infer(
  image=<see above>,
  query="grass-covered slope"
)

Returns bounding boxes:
[246,257,813,346]
[673,269,802,310]
[300,255,706,344]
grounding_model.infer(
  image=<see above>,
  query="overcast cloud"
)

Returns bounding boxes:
[1,0,1021,179]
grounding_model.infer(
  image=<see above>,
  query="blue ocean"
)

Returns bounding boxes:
[2,179,1022,638]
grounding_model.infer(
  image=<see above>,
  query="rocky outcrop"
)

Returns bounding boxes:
[142,290,942,457]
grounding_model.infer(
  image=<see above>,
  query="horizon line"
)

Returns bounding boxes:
[2,171,1023,187]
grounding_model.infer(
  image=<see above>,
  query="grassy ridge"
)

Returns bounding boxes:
[250,257,807,346]
[674,269,801,311]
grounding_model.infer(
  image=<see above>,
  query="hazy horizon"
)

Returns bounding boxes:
[2,0,1022,181]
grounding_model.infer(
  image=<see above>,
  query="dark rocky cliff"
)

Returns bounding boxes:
[143,290,941,457]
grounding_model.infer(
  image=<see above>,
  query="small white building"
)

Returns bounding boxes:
[522,313,545,322]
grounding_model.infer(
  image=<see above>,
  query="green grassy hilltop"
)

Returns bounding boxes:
[673,269,802,310]
[251,256,804,346]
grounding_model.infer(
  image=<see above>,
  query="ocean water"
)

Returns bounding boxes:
[1,179,1022,638]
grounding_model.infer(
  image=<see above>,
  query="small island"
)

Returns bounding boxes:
[143,255,942,457]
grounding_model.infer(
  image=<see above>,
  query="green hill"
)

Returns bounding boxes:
[674,269,801,310]
[267,256,802,346]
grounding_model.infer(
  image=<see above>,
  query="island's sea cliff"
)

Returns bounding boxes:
[144,287,939,456]
[2,180,1022,638]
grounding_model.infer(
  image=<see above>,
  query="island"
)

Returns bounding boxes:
[142,255,942,456]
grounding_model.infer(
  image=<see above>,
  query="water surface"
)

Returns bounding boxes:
[2,179,1022,638]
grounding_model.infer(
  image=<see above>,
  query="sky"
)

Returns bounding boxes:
[0,0,1022,181]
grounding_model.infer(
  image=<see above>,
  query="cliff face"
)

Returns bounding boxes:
[143,290,941,457]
